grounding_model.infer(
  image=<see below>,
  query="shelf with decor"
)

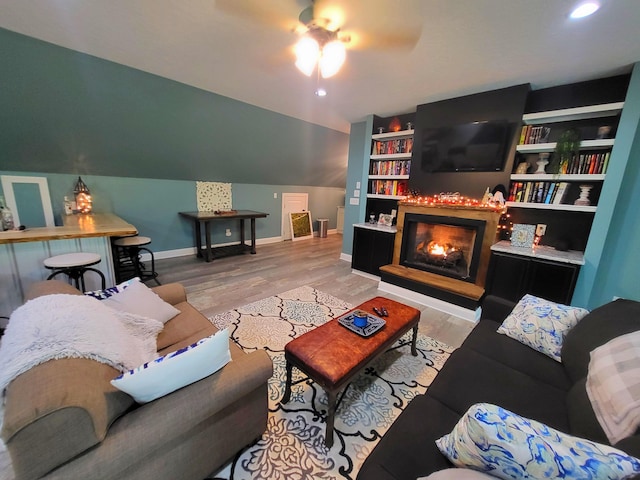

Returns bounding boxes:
[369,128,413,200]
[521,102,624,124]
[509,101,623,214]
[516,138,614,153]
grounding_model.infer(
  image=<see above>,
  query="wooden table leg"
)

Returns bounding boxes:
[195,220,202,258]
[282,361,293,403]
[204,221,213,263]
[250,218,257,254]
[411,322,419,356]
[325,390,337,448]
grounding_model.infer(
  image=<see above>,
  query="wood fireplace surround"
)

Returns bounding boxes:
[380,202,502,309]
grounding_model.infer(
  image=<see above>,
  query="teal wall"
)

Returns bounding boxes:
[0,28,348,187]
[0,171,346,252]
[341,117,373,256]
[573,62,640,308]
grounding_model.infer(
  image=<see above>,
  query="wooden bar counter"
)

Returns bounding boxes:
[0,213,137,317]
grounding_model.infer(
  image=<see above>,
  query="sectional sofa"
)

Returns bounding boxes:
[358,295,640,479]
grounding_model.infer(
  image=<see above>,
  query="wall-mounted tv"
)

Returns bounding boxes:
[418,120,515,173]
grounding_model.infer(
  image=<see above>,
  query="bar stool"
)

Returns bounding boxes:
[44,252,106,291]
[113,235,160,285]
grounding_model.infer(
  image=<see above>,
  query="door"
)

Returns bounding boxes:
[282,193,309,240]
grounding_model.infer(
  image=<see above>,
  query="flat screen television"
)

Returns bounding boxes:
[418,120,514,173]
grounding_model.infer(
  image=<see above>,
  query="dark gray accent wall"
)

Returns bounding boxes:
[0,28,348,187]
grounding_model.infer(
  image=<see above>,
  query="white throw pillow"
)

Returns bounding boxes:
[586,331,640,444]
[102,279,180,323]
[111,329,232,403]
[436,403,640,480]
[497,294,589,361]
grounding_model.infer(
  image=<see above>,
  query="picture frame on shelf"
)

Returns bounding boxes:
[378,214,394,226]
[511,224,536,248]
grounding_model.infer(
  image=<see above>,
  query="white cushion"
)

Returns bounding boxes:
[102,279,180,323]
[586,331,640,444]
[497,294,589,361]
[111,329,231,403]
[436,403,640,480]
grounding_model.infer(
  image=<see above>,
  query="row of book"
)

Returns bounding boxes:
[370,180,409,197]
[508,181,571,205]
[372,138,413,155]
[370,160,411,176]
[519,125,551,145]
[557,152,610,175]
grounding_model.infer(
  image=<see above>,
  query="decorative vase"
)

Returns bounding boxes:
[535,160,549,174]
[574,185,593,206]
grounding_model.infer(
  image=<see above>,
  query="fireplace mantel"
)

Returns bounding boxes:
[380,202,502,308]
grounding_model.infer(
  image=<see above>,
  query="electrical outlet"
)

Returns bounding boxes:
[536,224,547,236]
[225,228,231,237]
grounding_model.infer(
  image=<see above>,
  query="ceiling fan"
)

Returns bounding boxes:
[215,0,423,79]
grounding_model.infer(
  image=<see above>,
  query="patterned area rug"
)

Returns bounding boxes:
[208,286,453,480]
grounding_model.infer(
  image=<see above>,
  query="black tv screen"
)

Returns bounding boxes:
[419,120,513,173]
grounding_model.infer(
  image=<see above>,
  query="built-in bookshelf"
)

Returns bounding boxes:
[507,102,623,213]
[368,129,413,199]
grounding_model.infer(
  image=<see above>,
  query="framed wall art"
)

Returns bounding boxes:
[289,211,313,241]
[511,224,536,248]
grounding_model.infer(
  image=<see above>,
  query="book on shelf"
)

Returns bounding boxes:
[372,138,414,155]
[552,182,569,205]
[519,125,551,145]
[370,160,411,176]
[369,179,408,196]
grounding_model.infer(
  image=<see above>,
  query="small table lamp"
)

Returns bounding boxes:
[74,176,92,214]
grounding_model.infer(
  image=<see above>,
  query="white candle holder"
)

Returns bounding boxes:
[574,184,593,206]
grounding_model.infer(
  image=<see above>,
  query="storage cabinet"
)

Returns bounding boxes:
[485,250,581,305]
[368,129,413,200]
[351,226,395,275]
[507,102,623,213]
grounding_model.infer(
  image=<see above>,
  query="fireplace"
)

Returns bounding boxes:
[400,214,486,283]
[379,201,502,311]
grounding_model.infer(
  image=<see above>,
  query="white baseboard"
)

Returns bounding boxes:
[351,269,381,282]
[140,236,283,261]
[378,281,481,324]
[340,252,352,262]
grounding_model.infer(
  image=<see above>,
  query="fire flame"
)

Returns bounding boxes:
[428,242,456,257]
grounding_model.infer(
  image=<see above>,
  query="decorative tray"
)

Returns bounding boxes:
[338,310,386,337]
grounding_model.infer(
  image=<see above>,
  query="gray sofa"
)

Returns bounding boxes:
[1,280,273,480]
[358,295,640,479]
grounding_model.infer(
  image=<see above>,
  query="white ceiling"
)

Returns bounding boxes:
[1,0,639,133]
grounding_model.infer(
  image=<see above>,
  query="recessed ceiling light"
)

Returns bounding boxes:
[315,88,327,97]
[570,1,600,19]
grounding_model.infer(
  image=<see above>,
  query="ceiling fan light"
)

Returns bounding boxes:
[319,40,346,78]
[294,36,320,76]
[570,1,600,18]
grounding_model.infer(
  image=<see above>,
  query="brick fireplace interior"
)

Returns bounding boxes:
[380,202,502,310]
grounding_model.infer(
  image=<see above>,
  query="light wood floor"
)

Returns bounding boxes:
[155,233,475,348]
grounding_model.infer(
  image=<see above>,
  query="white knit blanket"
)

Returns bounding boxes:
[0,294,164,392]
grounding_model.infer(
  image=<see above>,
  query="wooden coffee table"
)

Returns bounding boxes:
[281,296,421,447]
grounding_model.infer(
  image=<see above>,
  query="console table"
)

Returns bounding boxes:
[179,210,268,262]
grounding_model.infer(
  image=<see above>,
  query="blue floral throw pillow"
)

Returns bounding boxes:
[436,403,640,480]
[497,294,589,361]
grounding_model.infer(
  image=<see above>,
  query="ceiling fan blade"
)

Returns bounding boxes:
[313,0,423,50]
[215,0,307,31]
